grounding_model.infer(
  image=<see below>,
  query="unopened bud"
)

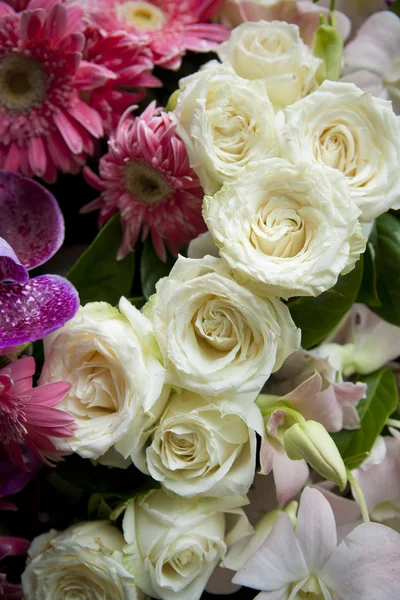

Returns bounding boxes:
[283,420,347,490]
[166,89,180,112]
[312,13,343,82]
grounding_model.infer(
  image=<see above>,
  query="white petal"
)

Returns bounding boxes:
[233,513,309,591]
[321,522,400,599]
[272,445,310,505]
[295,487,337,573]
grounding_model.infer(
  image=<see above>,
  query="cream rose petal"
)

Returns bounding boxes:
[217,20,323,108]
[280,79,400,220]
[146,255,300,398]
[203,158,365,299]
[174,61,279,195]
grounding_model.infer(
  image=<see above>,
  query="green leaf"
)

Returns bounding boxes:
[288,258,363,349]
[331,368,398,469]
[67,213,135,306]
[356,242,381,307]
[56,454,150,495]
[369,213,400,326]
[391,0,400,16]
[140,239,177,300]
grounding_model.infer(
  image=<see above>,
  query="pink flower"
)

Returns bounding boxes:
[234,486,400,600]
[0,0,104,181]
[84,0,229,70]
[83,103,207,261]
[82,28,161,135]
[0,357,76,468]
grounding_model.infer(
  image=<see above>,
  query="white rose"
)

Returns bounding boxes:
[145,389,264,497]
[122,489,252,600]
[174,61,279,195]
[146,255,300,398]
[280,80,400,221]
[22,521,144,599]
[217,21,322,108]
[40,298,169,464]
[203,158,366,299]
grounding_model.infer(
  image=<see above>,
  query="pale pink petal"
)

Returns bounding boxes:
[296,487,337,572]
[206,566,241,595]
[272,445,310,505]
[233,513,309,591]
[321,523,400,600]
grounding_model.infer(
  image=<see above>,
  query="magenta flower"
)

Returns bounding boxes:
[0,170,79,350]
[0,446,39,510]
[0,356,76,468]
[0,0,105,181]
[83,28,161,135]
[83,103,207,261]
[84,0,229,70]
[0,535,29,600]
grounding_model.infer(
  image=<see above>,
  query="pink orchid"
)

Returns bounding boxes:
[0,0,106,181]
[322,303,400,376]
[234,486,400,600]
[215,0,351,46]
[83,102,206,261]
[352,436,400,529]
[342,11,400,114]
[0,356,76,468]
[259,349,366,504]
[0,171,79,349]
[83,0,229,70]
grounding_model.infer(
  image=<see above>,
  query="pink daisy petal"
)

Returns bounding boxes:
[0,171,64,270]
[84,104,206,260]
[0,1,103,181]
[0,357,75,467]
[84,0,229,71]
[0,237,28,284]
[0,274,79,349]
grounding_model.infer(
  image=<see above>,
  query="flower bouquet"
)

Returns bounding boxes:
[1,0,400,598]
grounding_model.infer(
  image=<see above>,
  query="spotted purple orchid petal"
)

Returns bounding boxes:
[0,171,64,271]
[0,275,79,349]
[0,237,28,284]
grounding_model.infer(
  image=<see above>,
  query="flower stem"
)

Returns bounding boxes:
[386,418,400,429]
[347,469,370,523]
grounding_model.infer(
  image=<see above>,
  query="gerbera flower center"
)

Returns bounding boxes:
[124,160,172,204]
[0,375,27,444]
[0,53,48,113]
[116,0,165,30]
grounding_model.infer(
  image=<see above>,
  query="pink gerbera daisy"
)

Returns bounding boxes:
[0,357,76,469]
[84,0,229,70]
[0,0,106,181]
[83,102,207,261]
[83,28,161,135]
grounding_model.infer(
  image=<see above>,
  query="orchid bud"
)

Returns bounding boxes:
[283,420,347,490]
[166,89,180,112]
[312,12,343,82]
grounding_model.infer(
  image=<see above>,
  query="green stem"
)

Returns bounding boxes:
[386,418,400,429]
[347,469,370,523]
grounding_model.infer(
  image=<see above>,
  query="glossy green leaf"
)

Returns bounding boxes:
[140,240,177,300]
[331,368,398,469]
[369,213,400,326]
[67,213,135,306]
[288,258,363,349]
[356,242,381,307]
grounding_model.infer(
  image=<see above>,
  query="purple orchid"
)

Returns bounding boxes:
[0,447,39,511]
[0,536,30,600]
[0,171,79,350]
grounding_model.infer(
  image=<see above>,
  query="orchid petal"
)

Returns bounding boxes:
[272,444,309,505]
[0,447,39,498]
[233,513,309,591]
[0,171,64,270]
[296,487,337,573]
[321,523,400,600]
[0,236,28,284]
[0,275,79,348]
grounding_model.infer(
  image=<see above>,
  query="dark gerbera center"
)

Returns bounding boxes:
[116,1,165,30]
[0,53,48,113]
[124,160,172,205]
